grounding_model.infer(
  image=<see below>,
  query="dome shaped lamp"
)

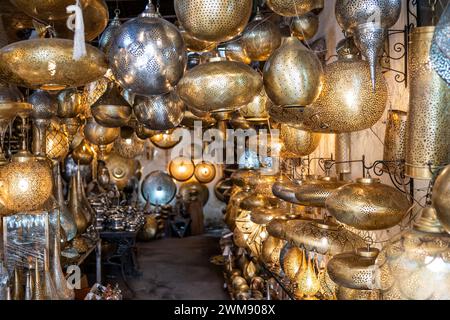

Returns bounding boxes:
[194,162,216,184]
[169,157,195,182]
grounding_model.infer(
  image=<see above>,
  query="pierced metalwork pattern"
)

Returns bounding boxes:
[29,90,57,120]
[113,134,146,160]
[242,14,282,62]
[109,6,186,96]
[291,13,319,41]
[134,91,185,131]
[0,39,107,90]
[405,27,450,179]
[335,133,351,175]
[46,128,69,162]
[432,165,450,233]
[174,0,252,42]
[266,0,324,17]
[180,28,217,52]
[431,4,450,86]
[177,60,262,113]
[99,14,122,57]
[335,0,402,33]
[383,110,407,174]
[9,0,89,21]
[280,124,321,158]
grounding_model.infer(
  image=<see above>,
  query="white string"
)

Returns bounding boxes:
[66,0,87,60]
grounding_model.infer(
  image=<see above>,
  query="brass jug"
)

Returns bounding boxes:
[405,27,450,179]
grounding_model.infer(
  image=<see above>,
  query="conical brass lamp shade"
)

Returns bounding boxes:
[326,178,410,230]
[0,39,107,90]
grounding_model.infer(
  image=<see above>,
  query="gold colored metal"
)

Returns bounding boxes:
[285,219,365,255]
[72,139,94,165]
[233,227,249,249]
[261,236,285,272]
[174,0,252,42]
[383,110,407,174]
[179,181,209,206]
[180,27,217,52]
[326,178,410,230]
[57,89,86,118]
[266,0,324,17]
[138,215,159,241]
[295,176,350,208]
[242,11,281,62]
[336,286,380,300]
[291,13,319,41]
[0,39,107,90]
[91,82,132,128]
[29,90,58,120]
[113,133,146,159]
[375,206,450,300]
[34,258,44,300]
[327,248,379,290]
[405,27,450,179]
[335,133,351,175]
[214,178,233,203]
[306,53,388,133]
[105,152,140,191]
[45,126,69,162]
[239,88,271,122]
[168,157,195,182]
[280,124,321,158]
[177,59,263,113]
[263,37,323,106]
[84,117,120,146]
[225,185,252,230]
[222,40,252,65]
[68,175,88,235]
[432,165,450,233]
[150,130,182,149]
[194,162,216,184]
[135,123,157,140]
[250,207,291,226]
[294,252,320,299]
[272,176,303,204]
[283,246,303,281]
[182,109,216,129]
[248,173,278,197]
[9,0,89,21]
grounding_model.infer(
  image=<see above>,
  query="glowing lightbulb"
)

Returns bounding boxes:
[125,138,133,145]
[17,178,29,192]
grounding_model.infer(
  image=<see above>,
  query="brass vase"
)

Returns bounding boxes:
[54,164,77,242]
[383,110,407,174]
[405,27,450,179]
[68,175,88,235]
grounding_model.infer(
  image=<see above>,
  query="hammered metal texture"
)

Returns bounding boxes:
[432,165,450,233]
[134,91,185,131]
[222,40,252,64]
[307,55,387,133]
[383,110,407,174]
[263,37,323,106]
[291,13,319,41]
[29,90,57,120]
[9,0,89,21]
[113,133,146,159]
[46,127,70,162]
[99,14,122,57]
[326,178,410,230]
[280,124,321,158]
[53,0,109,42]
[267,0,324,17]
[0,39,107,90]
[84,117,120,146]
[374,223,450,300]
[335,0,402,33]
[431,5,450,86]
[141,171,177,206]
[109,6,186,96]
[285,220,365,255]
[295,177,350,208]
[174,0,252,42]
[241,13,282,62]
[405,27,450,179]
[177,60,263,113]
[335,133,351,175]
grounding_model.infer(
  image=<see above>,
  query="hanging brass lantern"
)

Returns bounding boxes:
[134,92,185,131]
[141,171,177,206]
[263,37,323,106]
[430,5,450,85]
[0,39,107,91]
[91,82,132,128]
[109,3,186,96]
[179,26,217,53]
[248,173,278,198]
[181,109,216,129]
[327,248,379,290]
[335,133,352,176]
[105,152,140,191]
[135,123,157,140]
[326,178,410,230]
[272,175,308,205]
[295,176,350,208]
[222,40,252,65]
[280,124,321,158]
[9,0,89,21]
[45,127,70,162]
[291,13,319,41]
[72,139,94,165]
[57,89,86,118]
[405,27,450,179]
[241,10,282,62]
[99,10,122,57]
[306,46,388,133]
[150,130,182,149]
[285,219,365,255]
[375,206,450,300]
[294,251,321,299]
[432,165,450,233]
[174,0,252,42]
[84,117,120,146]
[29,90,57,120]
[168,157,195,182]
[113,133,146,159]
[268,105,315,130]
[177,58,263,113]
[194,162,216,184]
[383,110,407,174]
[266,0,324,17]
[239,88,271,122]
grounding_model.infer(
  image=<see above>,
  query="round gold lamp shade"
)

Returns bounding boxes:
[266,0,324,17]
[194,162,216,184]
[84,117,120,146]
[9,0,89,21]
[280,124,321,158]
[150,130,182,149]
[174,0,252,43]
[169,157,195,182]
[291,13,319,41]
[0,38,108,90]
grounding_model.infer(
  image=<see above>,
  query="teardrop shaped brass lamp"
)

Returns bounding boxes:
[72,139,95,165]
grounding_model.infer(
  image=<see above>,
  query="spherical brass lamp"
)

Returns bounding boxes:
[266,0,324,17]
[194,162,216,184]
[291,13,319,41]
[280,124,321,158]
[150,130,182,150]
[45,127,70,162]
[168,157,195,182]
